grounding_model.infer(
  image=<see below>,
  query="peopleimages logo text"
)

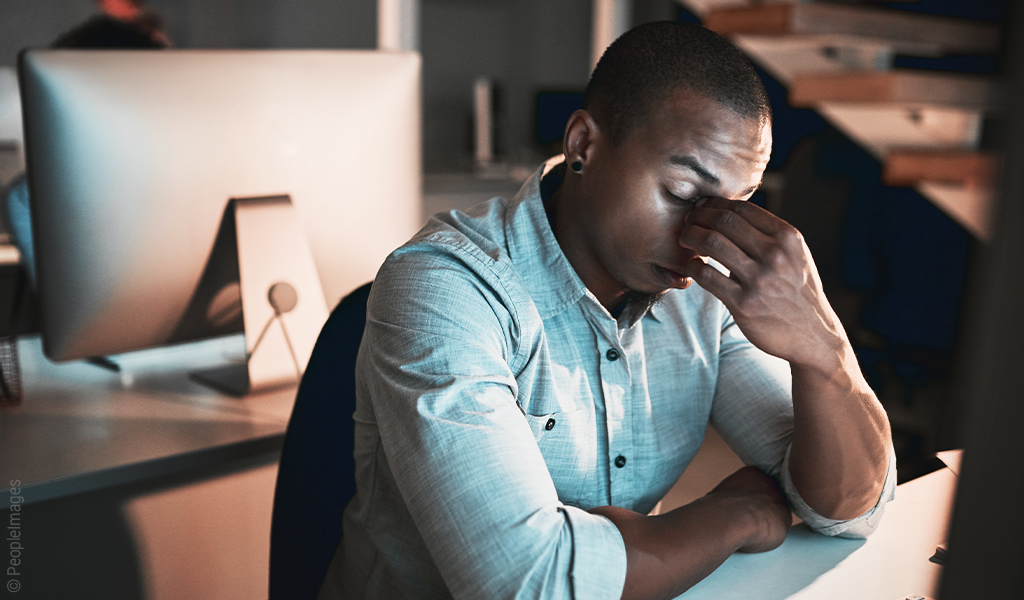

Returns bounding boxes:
[7,480,23,594]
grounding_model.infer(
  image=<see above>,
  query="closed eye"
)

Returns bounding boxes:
[665,190,700,206]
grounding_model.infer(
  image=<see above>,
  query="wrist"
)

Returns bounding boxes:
[785,299,855,371]
[789,335,859,382]
[703,490,788,553]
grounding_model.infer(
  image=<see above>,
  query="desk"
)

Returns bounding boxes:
[681,465,956,599]
[0,334,296,504]
[0,335,298,600]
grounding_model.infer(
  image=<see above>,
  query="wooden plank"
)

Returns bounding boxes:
[789,71,999,109]
[731,35,897,85]
[815,103,982,158]
[675,0,759,19]
[883,150,999,188]
[807,106,992,239]
[915,181,993,241]
[704,3,792,35]
[676,0,921,19]
[705,4,1000,55]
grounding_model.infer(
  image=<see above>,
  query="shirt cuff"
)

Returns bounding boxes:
[779,443,898,539]
[562,506,628,599]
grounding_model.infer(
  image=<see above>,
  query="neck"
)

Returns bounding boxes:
[546,178,627,311]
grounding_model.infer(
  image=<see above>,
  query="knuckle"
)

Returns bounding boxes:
[712,210,736,230]
[703,230,725,252]
[779,227,803,249]
[766,247,788,269]
[748,277,768,301]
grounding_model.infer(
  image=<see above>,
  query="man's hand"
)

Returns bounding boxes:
[590,466,792,600]
[680,196,892,523]
[707,466,791,553]
[679,197,847,370]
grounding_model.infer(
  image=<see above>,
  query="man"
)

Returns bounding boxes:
[320,21,895,600]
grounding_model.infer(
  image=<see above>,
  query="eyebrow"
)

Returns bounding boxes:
[667,154,720,186]
[666,154,763,196]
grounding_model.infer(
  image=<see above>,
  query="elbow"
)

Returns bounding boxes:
[794,468,887,521]
[790,449,891,521]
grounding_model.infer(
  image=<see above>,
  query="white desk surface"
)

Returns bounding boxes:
[681,465,956,600]
[0,334,298,504]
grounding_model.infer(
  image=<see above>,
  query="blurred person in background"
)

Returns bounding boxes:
[4,1,170,288]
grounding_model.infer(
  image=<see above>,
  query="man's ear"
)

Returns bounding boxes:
[562,109,601,165]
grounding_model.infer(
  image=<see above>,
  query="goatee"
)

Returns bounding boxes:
[621,289,667,315]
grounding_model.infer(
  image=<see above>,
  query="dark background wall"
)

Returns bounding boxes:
[1,0,690,172]
[0,0,378,63]
[0,0,599,172]
[420,0,592,171]
[417,0,676,171]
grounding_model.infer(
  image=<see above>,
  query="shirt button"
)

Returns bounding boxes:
[614,455,627,468]
[545,418,556,431]
[605,348,620,361]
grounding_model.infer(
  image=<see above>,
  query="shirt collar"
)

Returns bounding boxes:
[503,159,671,325]
[503,163,589,320]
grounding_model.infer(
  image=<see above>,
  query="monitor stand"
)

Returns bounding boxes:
[191,195,329,397]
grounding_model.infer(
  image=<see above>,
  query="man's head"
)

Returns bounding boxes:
[582,21,771,147]
[52,15,168,49]
[54,1,169,49]
[550,21,772,311]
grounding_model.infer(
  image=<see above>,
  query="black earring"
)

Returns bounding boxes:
[571,161,583,173]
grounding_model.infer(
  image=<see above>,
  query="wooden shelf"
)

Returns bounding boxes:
[688,0,1002,241]
[704,4,1000,55]
[815,103,982,157]
[730,36,897,84]
[883,150,999,188]
[790,71,999,109]
[915,181,994,241]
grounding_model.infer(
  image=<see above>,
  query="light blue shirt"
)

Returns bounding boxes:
[3,176,35,288]
[320,164,896,599]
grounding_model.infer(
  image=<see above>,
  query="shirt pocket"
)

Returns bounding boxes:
[523,409,597,506]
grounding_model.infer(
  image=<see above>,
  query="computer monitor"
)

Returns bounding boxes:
[19,49,421,388]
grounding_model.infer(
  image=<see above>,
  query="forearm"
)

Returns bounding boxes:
[678,196,892,522]
[789,340,892,521]
[590,489,780,600]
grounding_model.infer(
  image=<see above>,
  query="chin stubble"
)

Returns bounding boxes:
[622,288,668,315]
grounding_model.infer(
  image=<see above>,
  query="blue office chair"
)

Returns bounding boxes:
[269,282,372,600]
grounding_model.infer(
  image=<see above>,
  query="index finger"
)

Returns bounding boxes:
[694,196,786,237]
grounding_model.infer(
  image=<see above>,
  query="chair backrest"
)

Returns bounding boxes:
[269,282,372,600]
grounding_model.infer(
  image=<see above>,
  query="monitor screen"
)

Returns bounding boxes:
[19,49,421,362]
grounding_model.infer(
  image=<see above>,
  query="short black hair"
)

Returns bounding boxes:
[582,21,771,145]
[52,15,167,49]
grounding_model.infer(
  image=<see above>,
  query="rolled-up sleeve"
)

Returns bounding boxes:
[710,314,896,539]
[362,244,627,599]
[779,443,897,538]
